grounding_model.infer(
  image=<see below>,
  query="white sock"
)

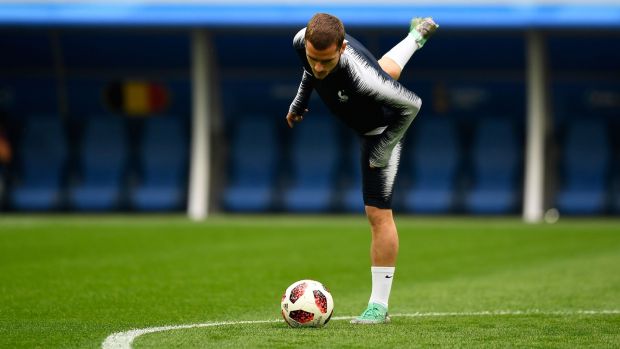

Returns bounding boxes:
[382,33,419,70]
[368,266,395,308]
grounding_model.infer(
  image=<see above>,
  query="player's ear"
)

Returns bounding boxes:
[340,42,347,54]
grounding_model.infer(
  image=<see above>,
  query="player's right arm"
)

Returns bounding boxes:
[287,28,314,128]
[287,69,313,128]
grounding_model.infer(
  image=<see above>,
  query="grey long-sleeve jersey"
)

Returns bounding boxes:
[288,28,422,168]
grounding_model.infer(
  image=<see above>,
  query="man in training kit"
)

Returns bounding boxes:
[285,13,438,324]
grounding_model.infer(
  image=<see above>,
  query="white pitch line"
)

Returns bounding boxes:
[102,309,620,349]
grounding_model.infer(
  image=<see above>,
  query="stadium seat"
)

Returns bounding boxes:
[340,136,364,213]
[613,180,620,214]
[131,116,188,211]
[0,165,5,206]
[10,115,67,210]
[68,115,128,211]
[465,118,521,214]
[222,116,278,212]
[402,117,459,213]
[556,119,610,215]
[283,116,338,212]
[611,180,620,215]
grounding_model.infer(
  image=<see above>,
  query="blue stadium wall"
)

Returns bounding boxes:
[0,3,619,214]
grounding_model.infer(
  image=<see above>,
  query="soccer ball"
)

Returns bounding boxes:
[281,279,334,328]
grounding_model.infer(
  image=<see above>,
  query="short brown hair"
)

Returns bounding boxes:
[305,13,345,50]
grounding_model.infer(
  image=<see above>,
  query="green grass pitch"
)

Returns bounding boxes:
[1,215,619,348]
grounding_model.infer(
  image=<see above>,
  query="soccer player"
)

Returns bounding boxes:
[285,13,438,324]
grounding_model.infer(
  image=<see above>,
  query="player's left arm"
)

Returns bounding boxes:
[370,85,421,168]
[349,57,422,168]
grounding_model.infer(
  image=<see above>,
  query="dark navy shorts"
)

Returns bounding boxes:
[359,135,403,210]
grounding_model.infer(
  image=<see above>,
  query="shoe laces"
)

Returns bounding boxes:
[361,305,385,319]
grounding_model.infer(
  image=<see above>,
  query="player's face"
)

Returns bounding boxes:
[306,41,345,80]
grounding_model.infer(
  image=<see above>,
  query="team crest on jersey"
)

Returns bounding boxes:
[338,90,349,103]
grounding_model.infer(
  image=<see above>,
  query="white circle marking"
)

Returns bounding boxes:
[102,309,620,349]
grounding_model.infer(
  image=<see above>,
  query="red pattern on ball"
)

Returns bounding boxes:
[289,310,315,324]
[289,282,307,304]
[313,290,328,313]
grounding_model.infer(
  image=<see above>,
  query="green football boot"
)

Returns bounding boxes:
[409,17,439,48]
[350,302,391,324]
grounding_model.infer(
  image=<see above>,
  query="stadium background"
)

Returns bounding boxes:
[0,1,619,220]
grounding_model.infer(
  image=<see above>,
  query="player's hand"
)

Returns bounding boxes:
[286,109,308,128]
[369,161,384,169]
[369,151,390,169]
